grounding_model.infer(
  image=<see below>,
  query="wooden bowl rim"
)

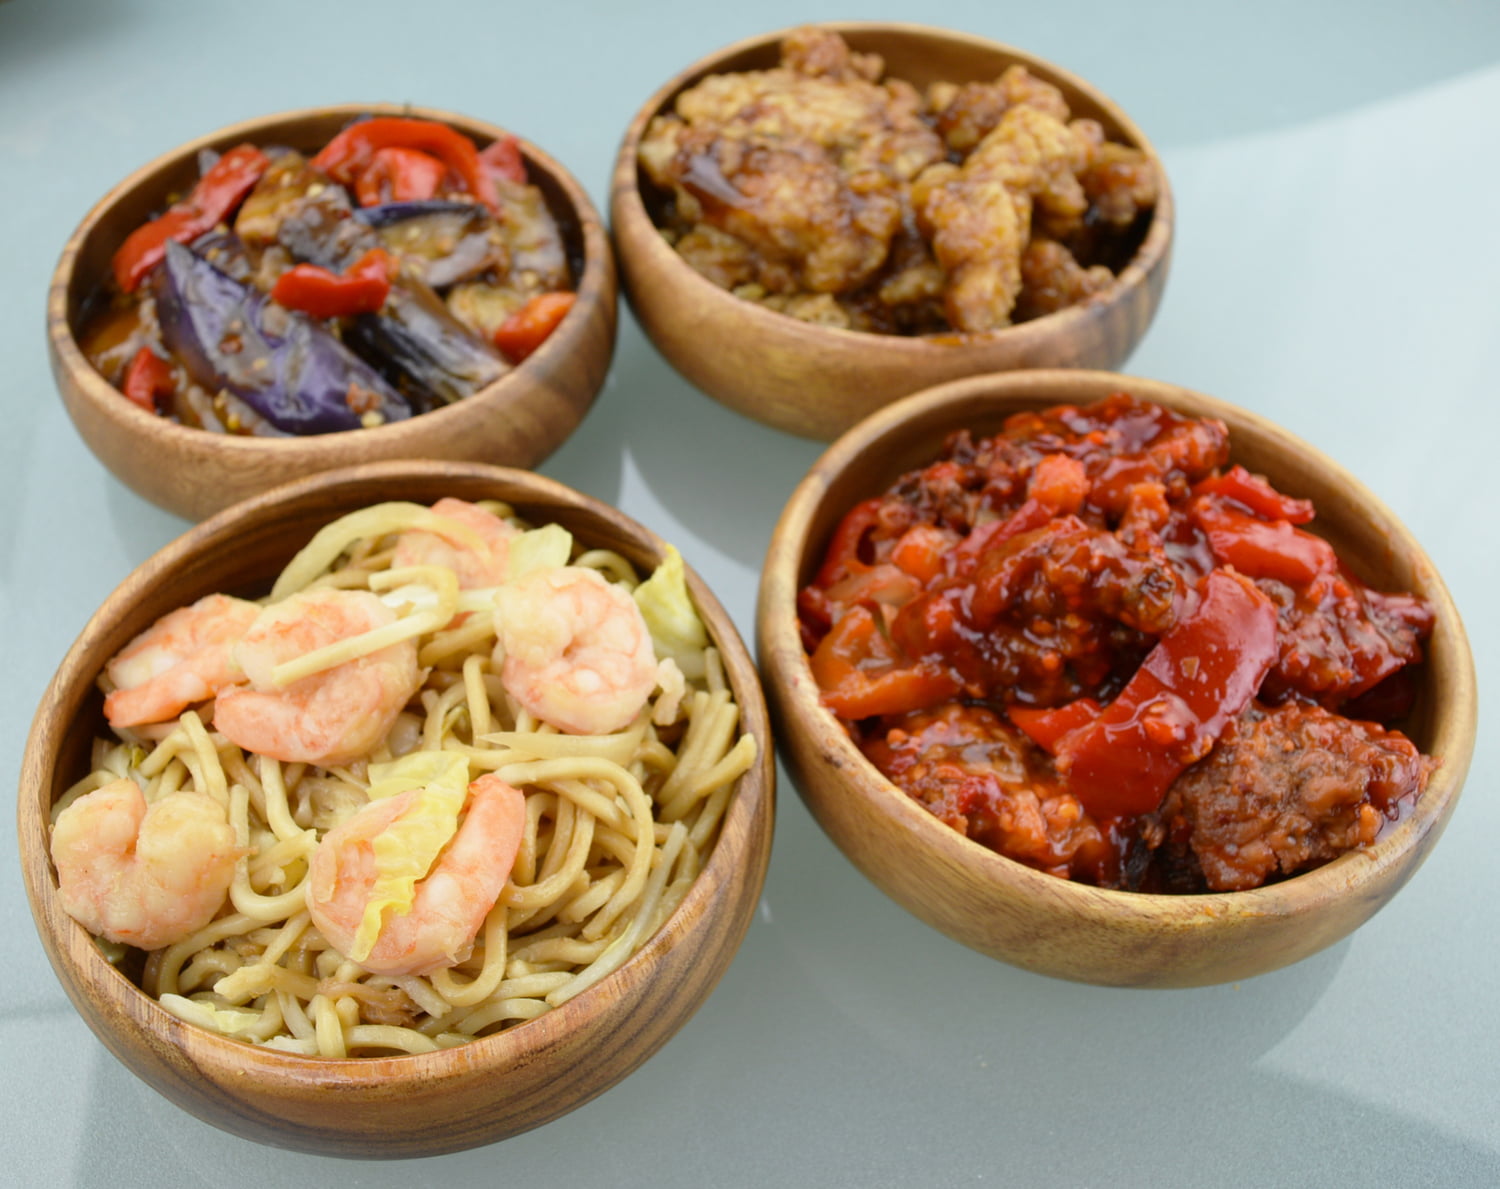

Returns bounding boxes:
[611,20,1174,355]
[48,102,615,460]
[759,368,1477,930]
[20,459,775,1091]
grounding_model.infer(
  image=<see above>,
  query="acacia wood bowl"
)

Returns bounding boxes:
[756,370,1475,987]
[610,22,1173,441]
[48,104,617,522]
[18,460,775,1156]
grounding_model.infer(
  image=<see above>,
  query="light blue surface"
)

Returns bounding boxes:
[2,1,1497,1184]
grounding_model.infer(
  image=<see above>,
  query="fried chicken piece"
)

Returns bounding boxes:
[914,105,1090,331]
[636,28,947,299]
[1080,141,1160,227]
[1014,237,1116,320]
[1153,702,1433,891]
[665,132,904,293]
[928,64,1072,153]
[780,24,884,83]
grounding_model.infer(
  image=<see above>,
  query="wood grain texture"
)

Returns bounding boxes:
[18,462,775,1156]
[755,370,1476,987]
[610,23,1173,441]
[48,105,618,523]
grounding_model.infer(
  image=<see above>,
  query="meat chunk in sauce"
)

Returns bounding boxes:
[799,393,1437,893]
[1151,702,1434,892]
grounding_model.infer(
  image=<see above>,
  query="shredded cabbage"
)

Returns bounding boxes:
[159,993,261,1037]
[634,546,708,680]
[506,524,573,579]
[352,751,471,961]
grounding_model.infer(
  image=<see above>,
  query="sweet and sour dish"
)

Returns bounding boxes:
[798,394,1435,893]
[81,116,577,435]
[638,26,1158,336]
[49,498,756,1055]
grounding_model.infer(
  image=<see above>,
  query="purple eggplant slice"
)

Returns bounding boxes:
[344,280,508,407]
[151,240,411,435]
[355,201,506,288]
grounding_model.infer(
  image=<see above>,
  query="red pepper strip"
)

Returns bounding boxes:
[949,498,1054,572]
[1193,465,1314,524]
[1009,698,1103,754]
[354,147,446,206]
[1054,569,1279,818]
[814,498,884,589]
[479,134,527,184]
[493,291,576,362]
[311,117,500,213]
[1192,498,1338,586]
[112,144,270,292]
[889,523,951,585]
[1026,452,1090,514]
[120,346,176,412]
[270,248,395,319]
[809,604,961,720]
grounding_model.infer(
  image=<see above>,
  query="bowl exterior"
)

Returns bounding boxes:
[18,461,774,1155]
[756,370,1475,986]
[48,105,617,522]
[612,23,1173,440]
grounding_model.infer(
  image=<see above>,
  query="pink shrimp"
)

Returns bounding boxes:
[392,498,517,590]
[102,594,261,729]
[306,773,526,976]
[493,565,659,735]
[213,588,421,767]
[50,779,240,950]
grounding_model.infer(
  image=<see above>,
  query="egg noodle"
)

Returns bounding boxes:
[53,500,756,1057]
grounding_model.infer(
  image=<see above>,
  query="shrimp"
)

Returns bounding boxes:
[102,594,261,729]
[213,588,421,767]
[50,779,239,950]
[306,773,526,976]
[493,565,660,735]
[392,497,517,590]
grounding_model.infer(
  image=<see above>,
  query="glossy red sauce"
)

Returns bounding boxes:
[800,394,1435,892]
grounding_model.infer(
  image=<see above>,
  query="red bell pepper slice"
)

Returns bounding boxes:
[311,117,500,213]
[479,134,527,185]
[1192,498,1338,586]
[120,346,176,412]
[492,292,575,362]
[1053,569,1279,818]
[270,248,395,319]
[112,144,270,292]
[809,604,961,720]
[814,498,884,589]
[1192,465,1314,524]
[354,147,446,206]
[1009,698,1103,753]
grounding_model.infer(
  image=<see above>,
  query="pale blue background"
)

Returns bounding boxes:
[2,1,1497,1183]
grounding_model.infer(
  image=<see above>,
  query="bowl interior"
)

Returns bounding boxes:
[759,370,1475,985]
[64,104,590,351]
[21,461,774,1155]
[633,22,1157,273]
[49,104,618,520]
[613,23,1173,440]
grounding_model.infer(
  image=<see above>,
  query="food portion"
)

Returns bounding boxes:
[51,499,757,1055]
[798,394,1435,893]
[638,26,1157,335]
[81,116,578,435]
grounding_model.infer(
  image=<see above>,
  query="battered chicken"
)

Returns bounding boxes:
[639,26,1158,335]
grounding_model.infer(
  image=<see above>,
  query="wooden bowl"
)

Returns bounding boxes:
[18,461,774,1156]
[611,22,1173,441]
[49,104,618,522]
[756,370,1475,987]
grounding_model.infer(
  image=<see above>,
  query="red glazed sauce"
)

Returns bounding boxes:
[799,394,1435,892]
